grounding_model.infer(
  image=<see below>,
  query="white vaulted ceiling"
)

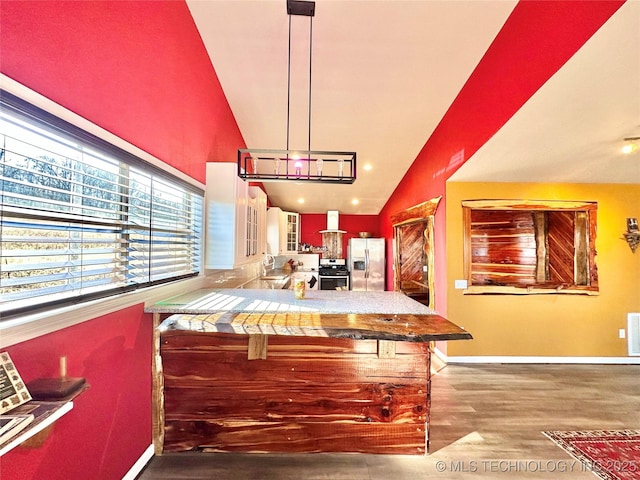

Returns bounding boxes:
[187,0,640,214]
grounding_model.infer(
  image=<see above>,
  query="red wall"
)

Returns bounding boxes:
[0,2,244,478]
[378,0,624,310]
[0,0,245,184]
[300,213,380,258]
[2,307,150,480]
[0,2,625,476]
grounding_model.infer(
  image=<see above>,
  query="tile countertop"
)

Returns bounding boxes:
[145,289,434,315]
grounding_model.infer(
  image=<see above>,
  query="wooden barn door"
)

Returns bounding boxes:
[391,197,441,308]
[395,221,430,301]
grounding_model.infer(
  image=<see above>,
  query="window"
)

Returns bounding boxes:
[0,91,203,318]
[462,200,598,294]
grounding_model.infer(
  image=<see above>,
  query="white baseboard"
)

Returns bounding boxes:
[433,349,640,365]
[432,346,448,363]
[123,444,154,480]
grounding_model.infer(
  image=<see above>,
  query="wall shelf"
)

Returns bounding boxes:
[0,401,73,456]
[0,379,88,457]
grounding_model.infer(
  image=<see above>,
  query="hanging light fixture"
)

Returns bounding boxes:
[238,0,356,184]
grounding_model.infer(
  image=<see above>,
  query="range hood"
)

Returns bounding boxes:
[319,210,346,233]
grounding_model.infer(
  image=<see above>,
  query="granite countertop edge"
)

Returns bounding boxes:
[146,289,434,315]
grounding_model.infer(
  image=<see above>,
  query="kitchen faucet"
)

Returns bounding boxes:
[262,253,275,276]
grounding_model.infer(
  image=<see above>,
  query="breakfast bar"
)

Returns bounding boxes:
[146,289,471,455]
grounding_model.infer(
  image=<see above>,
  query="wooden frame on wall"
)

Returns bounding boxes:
[391,196,441,308]
[461,199,599,295]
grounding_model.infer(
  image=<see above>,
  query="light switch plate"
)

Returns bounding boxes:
[454,279,468,289]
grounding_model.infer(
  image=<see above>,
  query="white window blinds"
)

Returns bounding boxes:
[0,92,203,317]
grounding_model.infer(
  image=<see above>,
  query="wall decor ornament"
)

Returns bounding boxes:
[623,217,640,252]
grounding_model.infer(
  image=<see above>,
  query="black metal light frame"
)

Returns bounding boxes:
[238,148,356,184]
[237,0,356,185]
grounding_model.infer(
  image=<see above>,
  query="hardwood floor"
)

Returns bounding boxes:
[137,363,640,479]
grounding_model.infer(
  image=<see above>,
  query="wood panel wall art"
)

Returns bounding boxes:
[461,199,598,295]
[547,211,576,284]
[468,209,537,286]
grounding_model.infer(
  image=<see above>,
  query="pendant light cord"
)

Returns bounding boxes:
[286,14,292,154]
[308,16,313,154]
[286,10,313,157]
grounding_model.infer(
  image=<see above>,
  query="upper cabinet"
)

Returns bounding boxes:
[266,207,299,255]
[246,185,267,259]
[205,163,266,269]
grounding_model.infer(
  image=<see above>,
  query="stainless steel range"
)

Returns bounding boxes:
[318,258,350,290]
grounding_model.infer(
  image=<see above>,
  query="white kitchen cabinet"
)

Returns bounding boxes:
[205,163,266,269]
[246,186,267,259]
[266,207,299,255]
[283,211,299,253]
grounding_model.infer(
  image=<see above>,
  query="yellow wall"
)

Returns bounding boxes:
[446,182,640,357]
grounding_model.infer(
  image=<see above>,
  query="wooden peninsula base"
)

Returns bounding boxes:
[162,331,429,454]
[147,290,472,455]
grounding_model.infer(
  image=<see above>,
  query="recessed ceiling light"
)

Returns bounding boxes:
[298,198,305,204]
[363,163,372,171]
[351,198,359,205]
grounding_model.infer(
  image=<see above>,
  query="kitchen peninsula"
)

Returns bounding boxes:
[146,289,471,455]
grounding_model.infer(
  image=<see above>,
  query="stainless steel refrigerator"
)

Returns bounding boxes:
[348,238,385,291]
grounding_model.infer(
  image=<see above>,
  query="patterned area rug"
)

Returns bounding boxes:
[543,430,640,480]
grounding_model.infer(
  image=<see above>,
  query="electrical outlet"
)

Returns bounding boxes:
[619,328,626,339]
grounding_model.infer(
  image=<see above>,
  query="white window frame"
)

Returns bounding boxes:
[0,75,206,348]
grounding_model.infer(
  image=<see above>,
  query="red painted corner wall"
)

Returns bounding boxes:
[378,0,624,309]
[0,1,244,478]
[0,0,245,184]
[1,307,152,480]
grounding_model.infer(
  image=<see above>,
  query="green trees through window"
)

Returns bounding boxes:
[0,92,203,317]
